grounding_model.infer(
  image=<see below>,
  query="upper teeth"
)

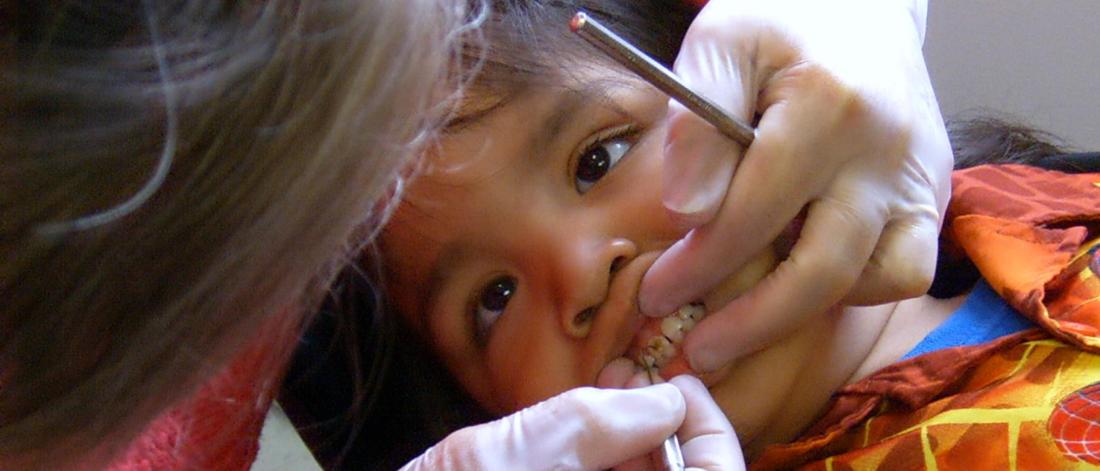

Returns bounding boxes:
[640,303,705,369]
[661,316,688,343]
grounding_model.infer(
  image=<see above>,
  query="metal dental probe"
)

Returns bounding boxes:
[569,11,756,147]
[645,364,686,471]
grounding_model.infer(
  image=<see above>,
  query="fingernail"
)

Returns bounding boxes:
[662,132,735,224]
[687,344,721,374]
[639,295,678,318]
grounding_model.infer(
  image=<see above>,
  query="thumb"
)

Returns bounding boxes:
[401,384,687,471]
[662,105,740,226]
[662,23,753,225]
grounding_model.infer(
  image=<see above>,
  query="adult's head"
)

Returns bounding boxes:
[1,0,465,466]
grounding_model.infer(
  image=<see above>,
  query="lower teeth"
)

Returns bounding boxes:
[639,303,705,368]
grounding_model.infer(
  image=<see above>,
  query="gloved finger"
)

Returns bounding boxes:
[594,362,673,471]
[641,85,839,318]
[842,207,940,305]
[661,19,754,226]
[467,385,685,471]
[609,371,667,471]
[613,455,656,471]
[670,375,745,471]
[662,105,741,227]
[684,193,883,372]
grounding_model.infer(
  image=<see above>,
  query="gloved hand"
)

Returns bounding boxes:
[639,0,953,373]
[597,359,745,471]
[401,360,745,471]
[665,375,743,471]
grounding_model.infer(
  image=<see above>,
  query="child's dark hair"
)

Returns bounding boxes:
[280,1,1092,469]
[442,0,696,132]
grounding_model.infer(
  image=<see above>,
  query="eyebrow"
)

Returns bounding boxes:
[530,88,588,155]
[529,81,634,156]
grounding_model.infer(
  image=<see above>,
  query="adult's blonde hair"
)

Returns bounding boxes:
[0,0,465,467]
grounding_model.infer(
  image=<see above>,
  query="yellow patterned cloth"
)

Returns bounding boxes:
[753,165,1100,470]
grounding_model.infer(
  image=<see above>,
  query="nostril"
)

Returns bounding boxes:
[610,256,627,275]
[574,307,597,327]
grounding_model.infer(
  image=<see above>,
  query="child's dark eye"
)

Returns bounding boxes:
[574,126,637,193]
[475,276,516,337]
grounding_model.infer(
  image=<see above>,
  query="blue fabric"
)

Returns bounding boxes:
[902,279,1036,360]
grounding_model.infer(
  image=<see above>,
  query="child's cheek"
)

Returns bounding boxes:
[484,329,591,413]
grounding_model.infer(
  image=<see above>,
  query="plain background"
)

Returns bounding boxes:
[925,0,1099,149]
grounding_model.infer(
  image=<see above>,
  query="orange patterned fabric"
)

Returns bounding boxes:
[753,164,1100,470]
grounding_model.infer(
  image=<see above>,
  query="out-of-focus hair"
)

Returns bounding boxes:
[948,114,1069,169]
[0,0,466,467]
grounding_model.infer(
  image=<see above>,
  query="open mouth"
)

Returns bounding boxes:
[636,303,705,369]
[626,246,781,379]
[626,302,707,379]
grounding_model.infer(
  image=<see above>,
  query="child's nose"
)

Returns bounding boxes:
[561,238,637,339]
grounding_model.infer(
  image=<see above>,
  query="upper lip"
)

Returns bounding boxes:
[592,250,663,368]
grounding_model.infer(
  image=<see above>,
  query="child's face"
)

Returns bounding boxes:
[382,69,779,416]
[381,67,918,453]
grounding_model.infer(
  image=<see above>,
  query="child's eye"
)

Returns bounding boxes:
[474,276,516,338]
[574,126,638,193]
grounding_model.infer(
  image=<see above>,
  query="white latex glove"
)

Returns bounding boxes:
[638,0,952,373]
[598,359,746,471]
[401,363,745,471]
[666,375,744,471]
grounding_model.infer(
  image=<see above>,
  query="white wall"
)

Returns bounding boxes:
[924,0,1099,149]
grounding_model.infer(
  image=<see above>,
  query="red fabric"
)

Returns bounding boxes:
[105,324,285,471]
[1049,382,1100,464]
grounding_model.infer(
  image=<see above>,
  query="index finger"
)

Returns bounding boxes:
[669,375,745,471]
[469,385,687,470]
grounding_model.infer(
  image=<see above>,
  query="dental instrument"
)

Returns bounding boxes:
[569,11,756,147]
[644,364,686,471]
